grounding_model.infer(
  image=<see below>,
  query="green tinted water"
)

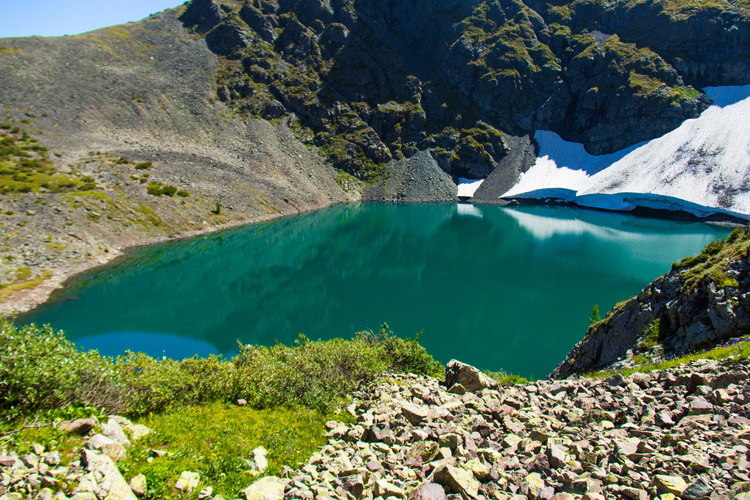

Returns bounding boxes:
[20,203,732,378]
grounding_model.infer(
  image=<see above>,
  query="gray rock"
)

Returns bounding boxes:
[445,360,497,393]
[80,449,136,500]
[242,476,288,500]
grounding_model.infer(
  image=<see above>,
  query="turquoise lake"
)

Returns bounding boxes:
[20,203,733,378]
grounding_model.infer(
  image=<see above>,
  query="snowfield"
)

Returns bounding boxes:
[501,85,750,220]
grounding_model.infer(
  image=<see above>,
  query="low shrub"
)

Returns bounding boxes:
[0,319,442,420]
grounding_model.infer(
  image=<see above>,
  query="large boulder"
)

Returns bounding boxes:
[444,360,498,393]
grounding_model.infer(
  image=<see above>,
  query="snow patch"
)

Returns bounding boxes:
[457,178,485,197]
[502,85,750,219]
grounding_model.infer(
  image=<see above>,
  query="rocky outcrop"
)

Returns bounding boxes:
[177,0,749,183]
[552,229,750,378]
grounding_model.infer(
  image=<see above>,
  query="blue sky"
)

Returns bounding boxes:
[0,0,185,38]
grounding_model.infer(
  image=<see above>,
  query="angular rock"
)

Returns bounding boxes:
[252,446,269,472]
[87,434,127,462]
[373,479,405,498]
[433,464,480,499]
[653,475,688,495]
[411,482,446,500]
[401,402,428,425]
[444,360,497,393]
[60,419,96,436]
[80,449,136,500]
[129,474,147,496]
[241,476,288,500]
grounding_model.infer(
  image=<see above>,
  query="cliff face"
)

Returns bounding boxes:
[552,227,750,378]
[180,0,749,191]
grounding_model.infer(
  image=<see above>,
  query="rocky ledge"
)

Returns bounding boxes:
[3,359,750,500]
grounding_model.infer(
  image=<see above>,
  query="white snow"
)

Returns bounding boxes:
[501,85,750,220]
[457,178,485,197]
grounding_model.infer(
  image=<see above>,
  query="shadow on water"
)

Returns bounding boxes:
[19,203,733,378]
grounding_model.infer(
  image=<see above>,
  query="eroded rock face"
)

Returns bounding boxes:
[552,231,750,378]
[179,0,746,185]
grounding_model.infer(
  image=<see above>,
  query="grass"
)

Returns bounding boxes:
[672,227,750,290]
[118,403,340,499]
[484,369,530,386]
[0,320,441,498]
[0,122,96,194]
[587,335,750,379]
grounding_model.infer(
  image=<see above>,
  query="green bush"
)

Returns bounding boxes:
[0,319,442,419]
[134,161,153,170]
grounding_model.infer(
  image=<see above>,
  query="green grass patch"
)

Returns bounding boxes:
[147,181,178,197]
[640,318,672,348]
[586,335,750,379]
[672,227,750,290]
[119,403,337,499]
[484,369,530,386]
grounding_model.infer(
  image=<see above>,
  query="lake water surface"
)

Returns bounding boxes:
[20,203,733,378]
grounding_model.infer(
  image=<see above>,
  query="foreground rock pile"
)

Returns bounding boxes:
[0,416,150,500]
[282,359,750,500]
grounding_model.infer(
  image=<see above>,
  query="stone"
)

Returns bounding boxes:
[411,482,446,500]
[87,434,127,462]
[125,424,151,442]
[621,487,648,500]
[683,478,712,500]
[241,476,288,500]
[689,397,714,415]
[653,475,688,495]
[129,474,147,496]
[60,419,96,436]
[614,438,641,461]
[445,360,498,393]
[401,402,428,425]
[373,479,406,498]
[407,441,439,463]
[433,465,480,499]
[523,472,546,499]
[547,444,572,469]
[464,459,490,481]
[175,471,200,493]
[80,449,136,500]
[252,446,269,472]
[340,474,364,499]
[102,420,131,448]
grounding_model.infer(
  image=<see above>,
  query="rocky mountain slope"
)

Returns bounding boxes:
[0,8,355,313]
[178,0,748,188]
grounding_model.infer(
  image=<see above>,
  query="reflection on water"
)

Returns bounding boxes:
[20,203,732,378]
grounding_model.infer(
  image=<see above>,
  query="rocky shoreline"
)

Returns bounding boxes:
[3,358,749,500]
[0,203,338,317]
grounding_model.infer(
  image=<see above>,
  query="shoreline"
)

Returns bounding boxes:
[0,202,346,317]
[3,196,744,319]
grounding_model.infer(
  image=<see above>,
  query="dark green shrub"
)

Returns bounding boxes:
[161,185,177,197]
[135,161,153,170]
